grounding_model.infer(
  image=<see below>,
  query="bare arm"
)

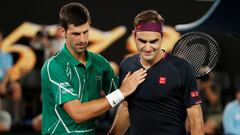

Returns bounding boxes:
[108,101,130,135]
[63,68,146,124]
[187,104,204,135]
[63,97,111,123]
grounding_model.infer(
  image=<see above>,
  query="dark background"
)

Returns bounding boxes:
[0,0,212,63]
[1,0,239,71]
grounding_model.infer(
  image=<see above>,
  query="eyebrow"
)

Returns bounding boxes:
[71,30,89,35]
[83,30,89,34]
[71,32,80,35]
[138,38,159,44]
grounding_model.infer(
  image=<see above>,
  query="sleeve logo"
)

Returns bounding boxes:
[59,82,74,94]
[191,91,199,97]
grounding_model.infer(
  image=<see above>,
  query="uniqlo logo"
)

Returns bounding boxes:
[159,76,166,84]
[191,91,199,97]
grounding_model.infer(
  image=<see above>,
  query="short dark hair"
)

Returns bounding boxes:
[134,10,164,28]
[59,3,91,30]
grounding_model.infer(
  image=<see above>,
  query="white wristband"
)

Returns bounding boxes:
[106,89,124,108]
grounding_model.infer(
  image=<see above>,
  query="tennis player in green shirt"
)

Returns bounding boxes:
[41,2,146,135]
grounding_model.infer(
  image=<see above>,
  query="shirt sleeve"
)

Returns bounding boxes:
[45,59,78,106]
[101,59,119,94]
[183,62,202,108]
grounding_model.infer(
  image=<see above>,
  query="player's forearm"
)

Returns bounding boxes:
[189,118,204,135]
[64,88,125,124]
[67,97,112,124]
[187,105,204,135]
[108,124,129,135]
[108,102,130,135]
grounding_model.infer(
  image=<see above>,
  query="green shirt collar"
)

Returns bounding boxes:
[62,44,92,68]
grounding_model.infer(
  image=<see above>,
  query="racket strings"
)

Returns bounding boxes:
[173,33,220,77]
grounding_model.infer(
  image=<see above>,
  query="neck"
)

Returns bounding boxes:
[66,45,86,65]
[76,52,86,65]
[140,50,164,69]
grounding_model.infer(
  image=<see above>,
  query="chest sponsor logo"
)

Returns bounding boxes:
[159,76,166,85]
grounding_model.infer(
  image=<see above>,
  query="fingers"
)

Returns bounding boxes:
[122,68,146,82]
[123,69,146,88]
[122,72,131,82]
[120,68,147,97]
[137,75,146,84]
[128,68,147,82]
[131,68,146,76]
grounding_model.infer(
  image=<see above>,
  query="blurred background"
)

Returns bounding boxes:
[0,0,240,134]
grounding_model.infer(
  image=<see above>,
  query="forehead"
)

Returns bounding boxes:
[135,31,161,40]
[67,22,90,33]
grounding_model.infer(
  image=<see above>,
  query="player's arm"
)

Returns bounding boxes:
[63,69,146,124]
[108,101,130,135]
[186,104,204,135]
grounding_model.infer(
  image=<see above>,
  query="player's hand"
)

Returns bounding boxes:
[119,68,147,97]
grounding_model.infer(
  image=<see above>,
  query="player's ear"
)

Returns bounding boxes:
[132,30,136,39]
[161,31,166,39]
[58,27,66,38]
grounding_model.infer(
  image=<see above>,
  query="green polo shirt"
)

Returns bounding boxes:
[41,45,118,135]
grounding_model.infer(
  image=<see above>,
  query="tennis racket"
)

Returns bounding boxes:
[172,32,220,78]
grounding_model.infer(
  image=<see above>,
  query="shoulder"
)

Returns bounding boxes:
[88,51,109,63]
[165,54,196,78]
[225,100,238,110]
[119,54,140,73]
[41,52,66,75]
[165,54,192,68]
[120,54,139,67]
